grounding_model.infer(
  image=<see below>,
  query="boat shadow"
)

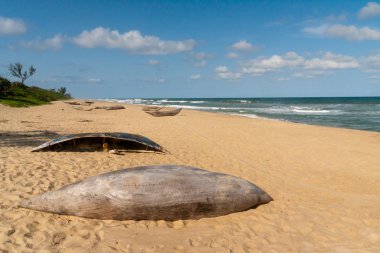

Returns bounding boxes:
[0,130,60,148]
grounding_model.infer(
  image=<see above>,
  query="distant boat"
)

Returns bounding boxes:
[94,105,125,110]
[64,101,94,106]
[145,107,182,117]
[82,101,94,106]
[64,101,81,105]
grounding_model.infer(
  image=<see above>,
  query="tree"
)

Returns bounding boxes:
[58,86,66,95]
[8,63,36,85]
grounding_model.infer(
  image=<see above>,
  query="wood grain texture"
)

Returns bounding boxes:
[20,165,272,220]
[145,108,182,117]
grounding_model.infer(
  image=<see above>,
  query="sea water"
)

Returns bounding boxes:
[100,97,380,132]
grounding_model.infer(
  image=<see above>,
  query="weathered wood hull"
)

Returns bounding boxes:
[64,101,81,105]
[20,165,272,220]
[142,105,165,111]
[145,108,182,117]
[94,105,125,110]
[31,132,165,152]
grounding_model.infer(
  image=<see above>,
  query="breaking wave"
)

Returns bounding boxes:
[97,97,380,132]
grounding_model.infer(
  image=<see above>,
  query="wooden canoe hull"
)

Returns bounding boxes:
[94,105,125,110]
[142,106,165,111]
[145,108,182,117]
[31,132,165,152]
[20,165,272,220]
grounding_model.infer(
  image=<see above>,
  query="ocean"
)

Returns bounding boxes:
[100,97,380,132]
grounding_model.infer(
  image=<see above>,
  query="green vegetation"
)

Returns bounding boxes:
[0,76,71,107]
[1,62,72,107]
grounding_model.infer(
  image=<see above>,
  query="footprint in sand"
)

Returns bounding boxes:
[77,229,91,240]
[189,236,202,247]
[174,245,185,251]
[51,232,66,246]
[7,226,16,236]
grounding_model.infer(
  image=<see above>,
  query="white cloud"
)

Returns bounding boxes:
[215,66,242,80]
[363,53,380,72]
[194,60,207,67]
[304,24,380,41]
[304,52,359,70]
[242,52,304,75]
[20,34,63,51]
[72,27,195,55]
[38,75,103,84]
[157,78,166,83]
[325,14,347,23]
[241,51,358,78]
[148,59,160,65]
[192,52,206,60]
[226,52,240,59]
[0,16,26,35]
[276,77,290,81]
[368,74,380,82]
[303,24,329,35]
[87,78,103,83]
[190,74,201,80]
[358,2,380,19]
[190,52,208,67]
[231,40,253,51]
[293,70,329,79]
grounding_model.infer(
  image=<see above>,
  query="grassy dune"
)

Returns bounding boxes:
[0,82,71,107]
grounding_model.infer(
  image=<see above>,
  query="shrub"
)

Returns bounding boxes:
[0,76,12,97]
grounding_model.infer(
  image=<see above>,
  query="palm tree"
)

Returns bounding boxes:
[8,63,36,85]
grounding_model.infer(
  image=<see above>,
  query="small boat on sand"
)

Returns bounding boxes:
[142,105,166,112]
[20,165,272,220]
[94,105,125,110]
[31,132,164,152]
[145,108,182,117]
[64,101,81,105]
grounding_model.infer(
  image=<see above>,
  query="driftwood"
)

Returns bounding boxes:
[94,105,125,110]
[31,132,164,152]
[145,108,182,117]
[20,165,272,220]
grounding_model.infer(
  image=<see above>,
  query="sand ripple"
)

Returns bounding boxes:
[1,101,379,252]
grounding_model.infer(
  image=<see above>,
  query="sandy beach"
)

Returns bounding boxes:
[0,100,379,253]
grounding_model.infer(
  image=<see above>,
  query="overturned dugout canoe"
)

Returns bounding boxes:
[64,101,81,105]
[20,165,272,220]
[145,107,182,117]
[31,132,164,152]
[94,105,125,110]
[83,101,94,105]
[142,105,166,112]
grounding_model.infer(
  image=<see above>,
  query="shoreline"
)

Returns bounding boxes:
[1,100,379,252]
[93,98,380,133]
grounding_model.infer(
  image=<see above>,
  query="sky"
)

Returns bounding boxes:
[1,0,380,98]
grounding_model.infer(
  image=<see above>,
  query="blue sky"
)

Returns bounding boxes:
[1,0,380,98]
